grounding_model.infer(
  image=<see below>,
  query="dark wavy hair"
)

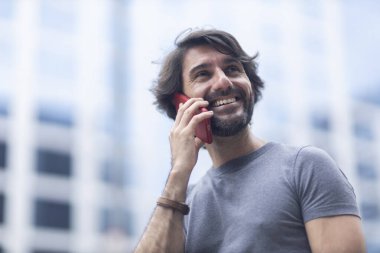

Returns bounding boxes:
[151,28,264,120]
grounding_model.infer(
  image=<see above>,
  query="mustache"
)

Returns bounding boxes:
[204,87,246,102]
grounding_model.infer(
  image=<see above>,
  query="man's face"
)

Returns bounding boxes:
[182,45,254,137]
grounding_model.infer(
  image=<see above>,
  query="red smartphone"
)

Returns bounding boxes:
[172,93,213,144]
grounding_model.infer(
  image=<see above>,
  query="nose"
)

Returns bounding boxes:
[210,68,233,92]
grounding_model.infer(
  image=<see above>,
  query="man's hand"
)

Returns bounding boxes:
[169,98,213,173]
[134,98,213,253]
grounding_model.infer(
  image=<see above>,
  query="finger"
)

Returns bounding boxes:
[185,110,213,132]
[177,100,210,129]
[173,98,203,128]
[180,110,213,141]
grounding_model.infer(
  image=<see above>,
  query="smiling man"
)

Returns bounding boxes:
[134,28,366,253]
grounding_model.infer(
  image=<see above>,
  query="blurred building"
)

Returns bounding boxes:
[0,1,133,253]
[1,0,380,253]
[351,100,380,252]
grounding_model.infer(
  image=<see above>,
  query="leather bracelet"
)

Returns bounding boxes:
[157,196,190,215]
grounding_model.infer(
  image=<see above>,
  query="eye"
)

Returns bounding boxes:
[195,70,210,79]
[225,65,241,75]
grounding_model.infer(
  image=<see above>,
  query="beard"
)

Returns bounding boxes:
[206,88,254,137]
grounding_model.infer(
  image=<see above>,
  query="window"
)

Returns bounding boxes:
[99,208,134,235]
[310,110,331,131]
[352,107,375,141]
[33,249,69,253]
[100,161,124,186]
[36,149,72,177]
[353,86,380,105]
[357,162,377,180]
[360,202,379,220]
[0,194,5,224]
[37,104,74,127]
[0,142,6,169]
[34,199,71,230]
[353,121,374,141]
[0,102,8,116]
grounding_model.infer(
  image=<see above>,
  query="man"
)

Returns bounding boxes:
[134,28,366,253]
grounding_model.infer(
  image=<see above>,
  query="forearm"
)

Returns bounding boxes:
[134,169,191,253]
[134,206,185,253]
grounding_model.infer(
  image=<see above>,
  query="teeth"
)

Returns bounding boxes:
[214,97,236,107]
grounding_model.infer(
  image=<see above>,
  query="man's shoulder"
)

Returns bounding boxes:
[259,142,314,162]
[271,142,331,161]
[292,145,336,167]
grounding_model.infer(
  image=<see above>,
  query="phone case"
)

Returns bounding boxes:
[172,93,213,144]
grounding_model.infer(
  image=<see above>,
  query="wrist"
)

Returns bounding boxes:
[162,169,191,202]
[157,196,190,215]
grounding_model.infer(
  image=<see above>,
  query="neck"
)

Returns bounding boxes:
[205,126,266,168]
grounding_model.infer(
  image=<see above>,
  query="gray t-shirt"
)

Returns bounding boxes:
[184,142,359,253]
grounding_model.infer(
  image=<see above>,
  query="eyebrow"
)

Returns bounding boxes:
[188,63,211,78]
[188,56,241,77]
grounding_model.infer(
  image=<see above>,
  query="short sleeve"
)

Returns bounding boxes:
[293,146,360,222]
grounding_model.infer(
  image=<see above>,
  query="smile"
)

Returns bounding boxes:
[211,97,237,107]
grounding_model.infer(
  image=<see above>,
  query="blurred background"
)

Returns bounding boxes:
[0,0,379,252]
